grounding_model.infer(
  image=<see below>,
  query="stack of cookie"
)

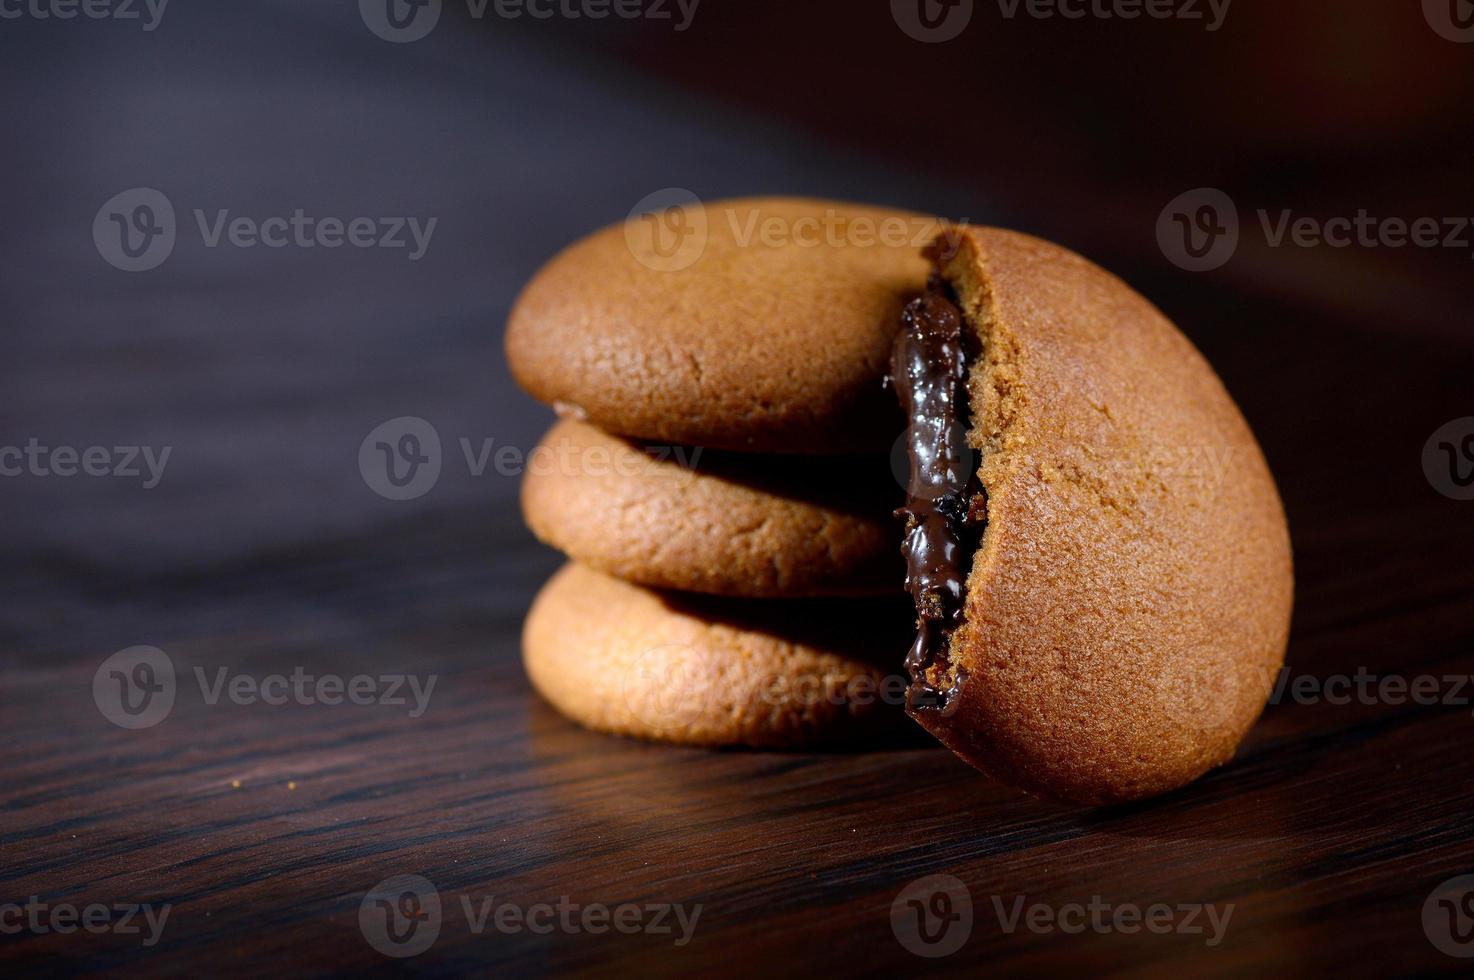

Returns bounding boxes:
[506,199,1297,804]
[507,197,933,748]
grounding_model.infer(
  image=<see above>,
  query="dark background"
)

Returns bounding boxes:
[3,1,1473,976]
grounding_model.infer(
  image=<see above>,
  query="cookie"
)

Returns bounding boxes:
[506,197,939,454]
[520,419,901,597]
[522,563,912,748]
[891,226,1294,805]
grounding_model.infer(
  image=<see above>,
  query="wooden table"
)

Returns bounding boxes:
[4,4,1473,976]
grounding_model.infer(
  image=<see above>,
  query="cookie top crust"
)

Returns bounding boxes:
[506,197,938,454]
[917,226,1294,804]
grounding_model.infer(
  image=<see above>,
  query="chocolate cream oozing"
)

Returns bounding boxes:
[889,270,986,713]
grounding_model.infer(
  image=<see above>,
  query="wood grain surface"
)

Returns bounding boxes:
[3,4,1473,977]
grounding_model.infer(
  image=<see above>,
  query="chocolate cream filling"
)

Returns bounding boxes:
[889,260,986,713]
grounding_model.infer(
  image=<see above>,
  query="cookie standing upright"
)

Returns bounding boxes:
[890,226,1294,804]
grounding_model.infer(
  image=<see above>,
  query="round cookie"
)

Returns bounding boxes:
[892,227,1294,805]
[523,563,912,748]
[506,197,939,454]
[521,419,902,597]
